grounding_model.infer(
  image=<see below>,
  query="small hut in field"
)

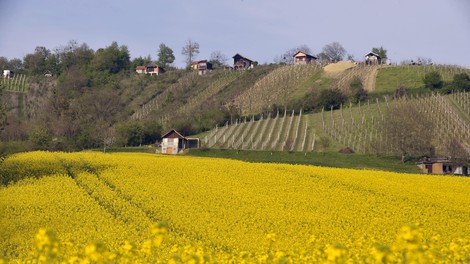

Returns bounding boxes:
[161,129,199,154]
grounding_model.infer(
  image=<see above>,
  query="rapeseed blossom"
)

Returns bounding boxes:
[0,151,469,262]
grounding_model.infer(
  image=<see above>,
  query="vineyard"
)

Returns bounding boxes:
[0,74,29,93]
[204,109,319,152]
[1,152,469,262]
[201,91,470,157]
[130,71,243,127]
[322,92,470,155]
[231,64,323,115]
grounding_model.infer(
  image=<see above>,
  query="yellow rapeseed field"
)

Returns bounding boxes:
[0,151,469,263]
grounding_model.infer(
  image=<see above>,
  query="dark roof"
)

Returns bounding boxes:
[233,53,254,62]
[416,157,452,165]
[364,52,381,58]
[162,129,185,139]
[293,51,317,59]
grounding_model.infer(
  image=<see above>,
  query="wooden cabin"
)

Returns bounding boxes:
[233,53,254,70]
[293,51,317,65]
[191,60,213,75]
[364,52,381,65]
[161,129,200,154]
[417,157,469,175]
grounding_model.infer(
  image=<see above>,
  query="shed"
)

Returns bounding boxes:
[364,52,381,65]
[293,51,317,65]
[233,53,254,70]
[417,157,469,175]
[161,129,200,154]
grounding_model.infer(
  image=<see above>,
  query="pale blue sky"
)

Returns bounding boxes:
[1,0,469,68]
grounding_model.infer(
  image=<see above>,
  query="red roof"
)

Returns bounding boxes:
[136,66,146,70]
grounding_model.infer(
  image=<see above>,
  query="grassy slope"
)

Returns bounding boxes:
[374,65,470,94]
[187,149,420,173]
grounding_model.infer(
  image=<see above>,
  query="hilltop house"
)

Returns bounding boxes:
[190,60,213,75]
[293,51,317,65]
[135,64,165,76]
[233,54,254,70]
[417,157,469,175]
[364,52,381,65]
[161,129,200,154]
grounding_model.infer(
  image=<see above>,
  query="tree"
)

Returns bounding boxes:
[0,84,7,134]
[274,45,311,64]
[451,73,470,92]
[317,89,347,110]
[23,46,52,75]
[91,41,130,74]
[181,39,200,67]
[423,71,444,90]
[444,137,470,166]
[381,103,435,162]
[131,56,152,71]
[349,77,367,103]
[209,50,228,68]
[320,42,346,62]
[157,43,175,67]
[29,125,52,150]
[371,46,388,63]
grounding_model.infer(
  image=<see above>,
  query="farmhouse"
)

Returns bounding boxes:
[191,60,213,75]
[233,53,254,70]
[135,64,165,76]
[161,129,199,154]
[417,157,469,175]
[293,51,317,65]
[364,52,381,65]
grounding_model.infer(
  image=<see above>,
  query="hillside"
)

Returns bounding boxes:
[1,62,469,157]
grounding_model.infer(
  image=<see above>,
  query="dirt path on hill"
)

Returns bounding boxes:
[363,66,379,91]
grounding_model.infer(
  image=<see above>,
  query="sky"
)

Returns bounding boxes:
[0,0,469,68]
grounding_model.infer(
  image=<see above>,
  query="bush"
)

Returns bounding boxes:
[349,77,368,103]
[29,125,52,150]
[452,73,470,92]
[317,89,347,110]
[423,71,443,90]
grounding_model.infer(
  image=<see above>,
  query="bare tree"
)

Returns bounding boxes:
[320,42,346,63]
[209,50,228,68]
[181,39,200,68]
[274,45,312,64]
[444,137,470,166]
[381,103,435,162]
